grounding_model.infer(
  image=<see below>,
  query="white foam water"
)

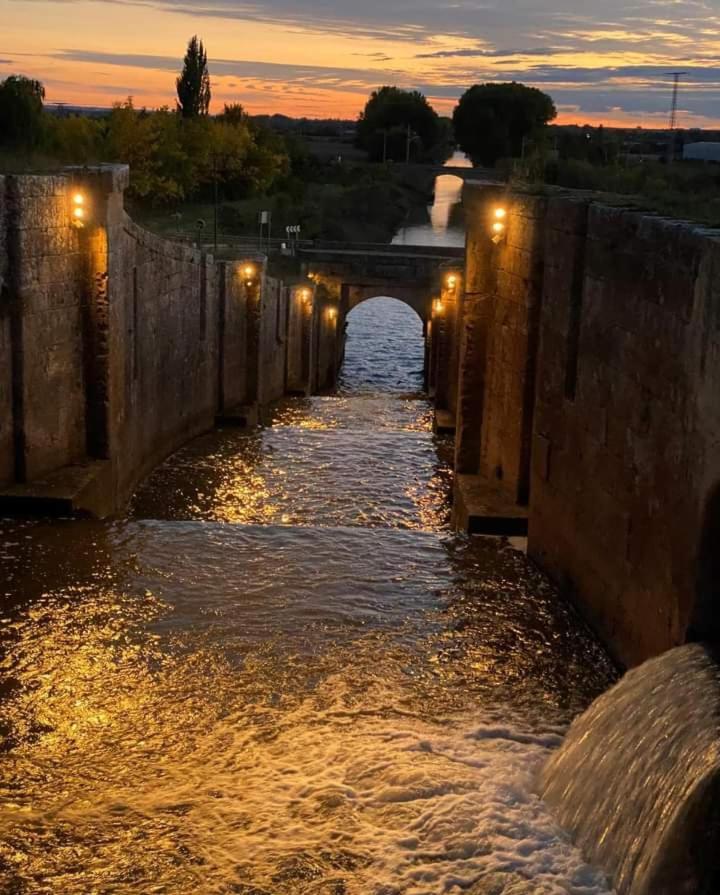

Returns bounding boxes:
[0,633,614,895]
[542,643,720,895]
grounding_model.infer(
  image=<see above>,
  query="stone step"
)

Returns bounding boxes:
[452,473,528,537]
[0,459,112,517]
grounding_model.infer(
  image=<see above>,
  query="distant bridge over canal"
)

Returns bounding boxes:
[208,237,465,321]
[298,241,465,321]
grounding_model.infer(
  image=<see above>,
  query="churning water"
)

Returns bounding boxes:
[0,297,620,894]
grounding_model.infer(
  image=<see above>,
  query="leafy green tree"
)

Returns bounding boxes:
[45,114,103,162]
[452,82,557,167]
[106,99,187,202]
[357,86,441,162]
[0,75,45,148]
[176,36,211,119]
[103,98,287,205]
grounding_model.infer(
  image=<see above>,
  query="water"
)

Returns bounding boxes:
[0,174,619,893]
[392,152,470,248]
[542,643,720,895]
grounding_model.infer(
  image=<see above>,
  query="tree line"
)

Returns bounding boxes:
[0,35,558,204]
[356,82,556,167]
[0,38,288,204]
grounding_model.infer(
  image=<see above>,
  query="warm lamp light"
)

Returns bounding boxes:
[446,274,457,289]
[433,299,444,315]
[492,221,505,234]
[243,263,256,279]
[494,207,507,220]
[71,190,87,227]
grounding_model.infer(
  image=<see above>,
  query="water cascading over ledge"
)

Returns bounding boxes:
[541,643,720,895]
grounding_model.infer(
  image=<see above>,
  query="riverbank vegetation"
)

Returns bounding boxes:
[0,46,438,243]
[4,35,718,235]
[134,160,434,244]
[505,126,720,226]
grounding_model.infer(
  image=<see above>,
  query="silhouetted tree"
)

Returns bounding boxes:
[176,36,211,119]
[219,103,247,126]
[453,82,556,167]
[357,86,441,162]
[0,75,45,147]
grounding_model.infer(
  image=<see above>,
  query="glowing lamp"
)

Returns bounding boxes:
[71,190,87,228]
[446,274,457,289]
[433,299,444,315]
[494,207,507,220]
[327,307,338,321]
[242,263,256,279]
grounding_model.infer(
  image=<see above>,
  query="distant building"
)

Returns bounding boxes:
[683,142,720,162]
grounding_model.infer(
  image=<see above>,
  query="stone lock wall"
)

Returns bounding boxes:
[0,175,87,485]
[457,181,720,666]
[455,185,546,503]
[0,175,13,485]
[531,201,720,665]
[0,166,343,515]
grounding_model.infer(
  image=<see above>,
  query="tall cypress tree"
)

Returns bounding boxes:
[176,36,211,118]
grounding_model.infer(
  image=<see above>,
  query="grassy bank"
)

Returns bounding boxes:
[540,159,720,226]
[133,162,435,245]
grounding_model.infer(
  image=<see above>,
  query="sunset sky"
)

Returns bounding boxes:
[2,0,720,127]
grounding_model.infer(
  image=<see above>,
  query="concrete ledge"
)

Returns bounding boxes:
[433,409,456,436]
[0,459,113,518]
[215,404,259,428]
[452,473,528,536]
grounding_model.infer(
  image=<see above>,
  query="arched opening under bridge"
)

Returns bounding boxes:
[344,284,432,325]
[338,297,425,395]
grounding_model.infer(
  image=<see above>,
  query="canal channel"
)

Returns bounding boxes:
[0,158,617,894]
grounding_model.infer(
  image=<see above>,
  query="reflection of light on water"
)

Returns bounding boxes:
[430,174,464,232]
[393,151,470,248]
[0,256,616,894]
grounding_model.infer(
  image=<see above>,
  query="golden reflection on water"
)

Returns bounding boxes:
[131,396,450,530]
[0,298,616,894]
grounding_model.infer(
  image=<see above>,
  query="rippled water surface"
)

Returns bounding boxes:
[0,298,617,893]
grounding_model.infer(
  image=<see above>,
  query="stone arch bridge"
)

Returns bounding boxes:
[297,241,465,322]
[395,163,495,183]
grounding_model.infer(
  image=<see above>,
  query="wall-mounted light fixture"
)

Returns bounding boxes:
[433,298,444,315]
[491,207,507,245]
[297,287,313,312]
[242,262,257,286]
[327,306,338,322]
[71,191,87,228]
[445,273,458,290]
